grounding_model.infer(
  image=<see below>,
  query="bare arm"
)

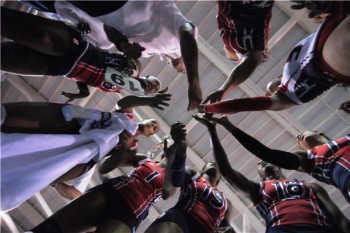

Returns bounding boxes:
[162,122,188,200]
[117,90,171,113]
[103,24,145,60]
[204,50,264,104]
[54,182,82,200]
[208,115,302,170]
[193,115,261,203]
[61,82,90,102]
[199,92,296,114]
[179,22,202,110]
[309,183,350,233]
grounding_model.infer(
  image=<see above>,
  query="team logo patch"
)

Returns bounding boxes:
[73,38,79,45]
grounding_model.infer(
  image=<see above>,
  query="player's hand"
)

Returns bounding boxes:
[163,136,176,160]
[192,114,216,130]
[61,91,89,103]
[290,1,332,19]
[119,41,145,60]
[77,22,91,36]
[202,90,225,104]
[146,92,172,110]
[170,122,187,153]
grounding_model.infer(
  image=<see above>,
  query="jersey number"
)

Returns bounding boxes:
[273,181,306,199]
[201,185,225,209]
[145,171,160,183]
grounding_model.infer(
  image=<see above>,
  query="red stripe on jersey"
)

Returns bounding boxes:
[114,159,164,218]
[183,176,228,232]
[257,180,331,228]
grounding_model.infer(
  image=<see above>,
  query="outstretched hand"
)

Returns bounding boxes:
[170,122,187,153]
[61,91,89,103]
[290,1,332,19]
[77,22,91,36]
[147,89,172,110]
[202,90,225,105]
[192,114,216,130]
[120,41,145,60]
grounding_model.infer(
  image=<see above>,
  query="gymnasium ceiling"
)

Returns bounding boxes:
[1,1,350,232]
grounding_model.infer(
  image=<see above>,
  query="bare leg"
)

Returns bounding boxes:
[323,15,350,77]
[1,6,70,56]
[32,189,107,233]
[1,102,81,134]
[145,222,184,233]
[1,42,50,75]
[96,219,131,233]
[52,164,88,184]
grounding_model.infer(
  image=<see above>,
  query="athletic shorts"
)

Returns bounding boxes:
[217,1,273,55]
[267,224,336,233]
[149,206,208,233]
[332,162,350,203]
[46,26,88,76]
[88,181,147,233]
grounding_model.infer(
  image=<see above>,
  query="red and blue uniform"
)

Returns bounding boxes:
[216,0,274,61]
[48,27,128,93]
[255,179,333,232]
[307,136,350,203]
[113,158,164,218]
[177,172,228,232]
[149,171,229,233]
[89,158,165,232]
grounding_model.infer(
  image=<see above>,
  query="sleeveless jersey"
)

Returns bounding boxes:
[112,158,164,218]
[307,136,350,201]
[176,172,228,232]
[66,42,127,93]
[256,179,332,229]
[216,0,273,60]
[278,2,349,105]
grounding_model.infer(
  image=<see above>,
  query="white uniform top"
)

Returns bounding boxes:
[278,25,336,105]
[65,165,96,193]
[54,0,198,58]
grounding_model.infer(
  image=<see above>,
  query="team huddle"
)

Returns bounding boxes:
[1,1,349,233]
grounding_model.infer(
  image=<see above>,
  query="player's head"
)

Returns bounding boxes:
[296,130,331,150]
[138,119,160,137]
[139,75,161,95]
[200,161,221,186]
[257,160,284,180]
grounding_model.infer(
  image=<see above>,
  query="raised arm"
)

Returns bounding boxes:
[199,92,296,114]
[103,24,145,60]
[207,115,301,170]
[162,122,188,200]
[193,115,261,203]
[203,50,265,104]
[179,22,202,111]
[309,183,350,233]
[117,89,171,113]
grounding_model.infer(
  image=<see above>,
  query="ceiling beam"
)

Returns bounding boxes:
[4,74,47,101]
